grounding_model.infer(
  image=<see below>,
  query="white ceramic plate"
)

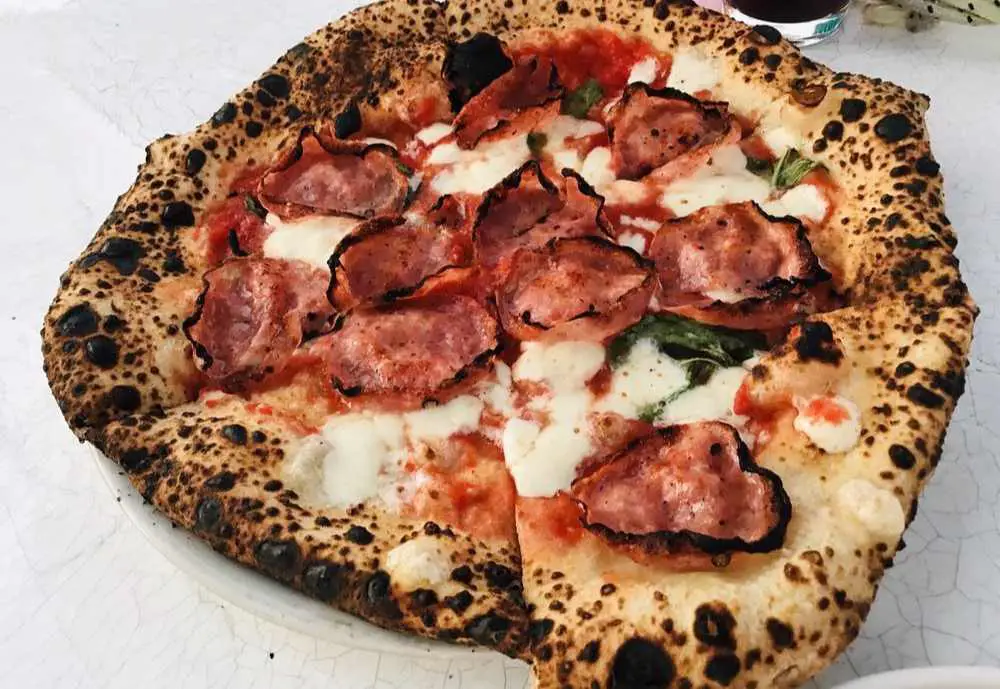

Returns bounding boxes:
[832,667,1000,689]
[92,447,490,659]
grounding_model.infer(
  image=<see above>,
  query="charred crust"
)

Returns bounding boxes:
[705,653,741,685]
[334,100,362,139]
[747,24,781,45]
[345,524,375,545]
[609,637,676,689]
[794,321,842,364]
[254,539,301,579]
[443,33,513,111]
[302,561,343,602]
[693,603,737,649]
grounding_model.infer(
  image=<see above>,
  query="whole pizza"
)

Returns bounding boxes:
[42,1,975,686]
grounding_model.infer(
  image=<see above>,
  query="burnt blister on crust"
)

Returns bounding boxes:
[609,637,676,689]
[443,33,513,111]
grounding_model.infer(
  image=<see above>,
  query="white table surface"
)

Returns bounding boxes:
[1,1,999,687]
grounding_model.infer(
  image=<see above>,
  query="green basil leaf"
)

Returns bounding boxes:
[244,195,267,219]
[745,156,773,177]
[608,313,765,369]
[771,148,821,189]
[526,131,548,156]
[562,79,603,119]
[395,161,414,176]
[685,359,718,387]
[638,401,666,424]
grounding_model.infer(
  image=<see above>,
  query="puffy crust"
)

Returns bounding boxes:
[42,0,454,434]
[93,398,528,655]
[41,0,976,684]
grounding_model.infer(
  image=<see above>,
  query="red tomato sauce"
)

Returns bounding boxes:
[802,396,849,424]
[739,134,775,163]
[196,196,271,266]
[604,196,673,237]
[512,29,657,93]
[518,493,586,547]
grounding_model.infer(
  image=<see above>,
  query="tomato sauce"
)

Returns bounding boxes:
[801,396,849,424]
[739,134,775,163]
[198,196,272,266]
[518,493,586,547]
[604,196,673,237]
[512,29,656,93]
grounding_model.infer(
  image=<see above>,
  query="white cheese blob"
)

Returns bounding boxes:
[513,340,606,393]
[619,215,661,233]
[659,145,771,217]
[315,414,406,508]
[758,125,801,158]
[263,213,359,270]
[415,122,454,145]
[478,361,515,417]
[793,394,862,453]
[282,394,484,509]
[664,365,749,424]
[703,288,746,304]
[628,57,659,85]
[539,116,607,173]
[503,341,605,497]
[595,339,688,418]
[383,536,452,590]
[427,136,530,195]
[665,49,720,94]
[761,184,829,223]
[617,231,648,254]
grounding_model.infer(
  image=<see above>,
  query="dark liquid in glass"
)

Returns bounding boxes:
[726,0,848,22]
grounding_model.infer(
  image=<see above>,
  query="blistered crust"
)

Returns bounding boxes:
[94,398,528,654]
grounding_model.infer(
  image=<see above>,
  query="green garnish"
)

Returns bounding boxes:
[562,79,604,119]
[771,149,822,189]
[395,161,414,176]
[244,195,267,218]
[745,156,773,177]
[610,314,765,424]
[609,313,765,370]
[526,131,548,156]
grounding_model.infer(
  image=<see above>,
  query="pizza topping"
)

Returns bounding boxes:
[201,196,272,266]
[473,161,611,266]
[185,257,333,389]
[627,57,659,85]
[321,295,499,404]
[769,149,823,189]
[760,184,829,224]
[262,213,360,270]
[648,201,828,311]
[603,316,762,423]
[453,56,563,148]
[425,134,532,196]
[562,78,603,119]
[329,196,471,308]
[793,394,861,453]
[607,85,737,181]
[572,421,790,555]
[443,33,514,111]
[495,236,654,342]
[259,129,408,220]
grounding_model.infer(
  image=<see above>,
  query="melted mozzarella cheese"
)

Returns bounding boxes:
[620,215,661,232]
[427,136,530,195]
[758,125,801,158]
[543,116,605,173]
[665,49,720,94]
[415,122,454,145]
[282,394,485,508]
[263,213,359,270]
[664,366,749,424]
[760,184,828,223]
[618,231,648,254]
[503,341,605,497]
[793,394,861,453]
[835,480,905,540]
[479,361,515,417]
[384,536,452,589]
[579,147,650,205]
[595,339,688,418]
[628,57,659,85]
[659,145,771,217]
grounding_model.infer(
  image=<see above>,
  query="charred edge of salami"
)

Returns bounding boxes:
[607,83,735,144]
[182,285,213,370]
[560,167,614,238]
[516,236,655,332]
[725,203,831,305]
[327,213,469,309]
[574,426,792,556]
[258,125,402,219]
[327,302,502,401]
[454,56,565,149]
[472,160,561,241]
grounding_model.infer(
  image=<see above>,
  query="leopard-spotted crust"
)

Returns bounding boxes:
[40,0,975,686]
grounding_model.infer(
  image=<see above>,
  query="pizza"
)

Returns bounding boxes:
[41,0,975,686]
